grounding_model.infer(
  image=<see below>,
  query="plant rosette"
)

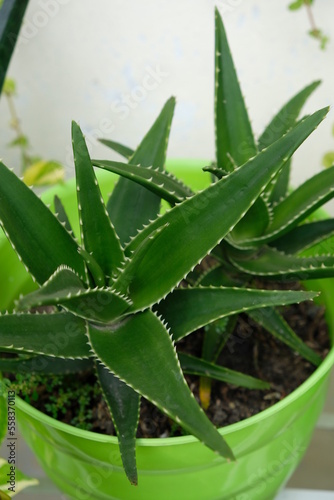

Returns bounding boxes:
[0,165,334,500]
[1,8,334,500]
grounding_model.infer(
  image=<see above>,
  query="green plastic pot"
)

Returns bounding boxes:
[1,160,334,500]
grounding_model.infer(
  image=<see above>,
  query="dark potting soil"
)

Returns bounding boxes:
[10,292,330,439]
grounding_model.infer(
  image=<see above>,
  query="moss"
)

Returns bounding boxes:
[11,372,100,431]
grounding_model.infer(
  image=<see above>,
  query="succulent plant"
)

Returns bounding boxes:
[1,8,334,486]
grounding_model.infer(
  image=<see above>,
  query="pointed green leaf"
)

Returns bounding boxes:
[0,312,90,358]
[248,308,322,366]
[18,266,85,304]
[196,263,244,288]
[228,152,334,248]
[0,161,86,284]
[99,138,134,159]
[54,288,131,323]
[88,310,234,460]
[267,165,334,237]
[301,235,334,259]
[156,286,317,341]
[179,353,270,389]
[96,364,139,485]
[77,247,106,287]
[272,219,334,254]
[202,165,228,179]
[0,355,93,374]
[259,81,321,203]
[229,246,334,280]
[268,162,291,204]
[119,109,328,309]
[0,0,29,92]
[215,8,257,171]
[72,121,124,279]
[107,97,175,244]
[230,195,271,243]
[93,159,193,204]
[258,81,321,151]
[202,316,237,362]
[54,195,74,234]
[127,97,175,168]
[18,267,131,323]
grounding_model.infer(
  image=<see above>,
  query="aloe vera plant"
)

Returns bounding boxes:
[1,8,334,486]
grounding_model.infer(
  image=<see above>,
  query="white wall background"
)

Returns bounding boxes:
[1,0,334,211]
